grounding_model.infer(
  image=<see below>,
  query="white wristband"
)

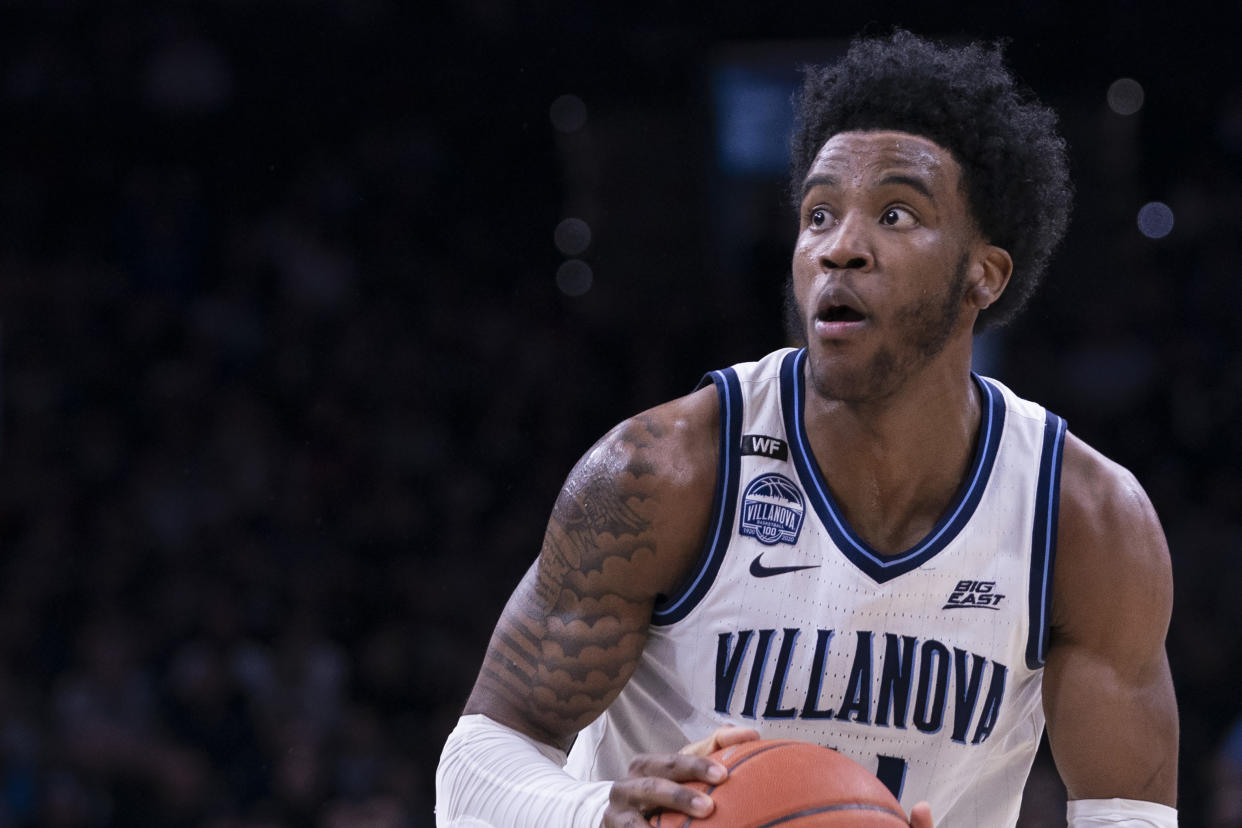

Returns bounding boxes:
[1068,798,1177,826]
[435,714,612,828]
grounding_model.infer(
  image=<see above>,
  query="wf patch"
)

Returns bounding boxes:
[942,580,1005,610]
[741,434,788,461]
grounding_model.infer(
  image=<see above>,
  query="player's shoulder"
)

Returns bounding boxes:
[1052,431,1173,630]
[556,386,721,595]
[579,384,720,496]
[1057,431,1162,551]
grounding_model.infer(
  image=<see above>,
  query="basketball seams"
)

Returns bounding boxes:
[755,803,909,827]
[719,739,803,771]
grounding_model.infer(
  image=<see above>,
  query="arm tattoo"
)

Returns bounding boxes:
[472,416,670,743]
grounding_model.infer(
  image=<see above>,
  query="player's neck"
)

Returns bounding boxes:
[802,356,981,557]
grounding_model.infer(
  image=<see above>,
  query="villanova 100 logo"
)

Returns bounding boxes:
[740,473,805,546]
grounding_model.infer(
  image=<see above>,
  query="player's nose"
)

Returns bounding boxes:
[818,213,873,272]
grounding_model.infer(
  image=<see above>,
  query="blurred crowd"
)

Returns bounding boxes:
[1,2,1240,827]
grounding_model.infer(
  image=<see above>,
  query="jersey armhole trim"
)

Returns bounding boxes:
[652,368,742,626]
[1025,410,1067,669]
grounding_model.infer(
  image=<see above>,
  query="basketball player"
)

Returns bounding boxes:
[436,30,1178,827]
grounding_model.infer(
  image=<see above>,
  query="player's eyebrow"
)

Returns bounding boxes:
[801,172,936,202]
[800,174,838,199]
[877,173,935,202]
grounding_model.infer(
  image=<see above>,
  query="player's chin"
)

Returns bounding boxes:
[805,354,875,402]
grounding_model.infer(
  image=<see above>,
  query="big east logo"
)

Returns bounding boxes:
[942,580,1005,610]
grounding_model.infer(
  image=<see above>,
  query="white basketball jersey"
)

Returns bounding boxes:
[565,348,1067,827]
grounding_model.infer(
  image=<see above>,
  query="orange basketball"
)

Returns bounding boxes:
[650,740,909,827]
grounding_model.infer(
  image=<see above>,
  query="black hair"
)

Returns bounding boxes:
[790,29,1073,330]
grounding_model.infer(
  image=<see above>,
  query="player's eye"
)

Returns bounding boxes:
[880,207,917,228]
[810,208,829,227]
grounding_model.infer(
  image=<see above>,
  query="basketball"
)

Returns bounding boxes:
[650,740,909,827]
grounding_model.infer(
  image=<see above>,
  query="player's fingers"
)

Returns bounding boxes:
[908,801,935,828]
[606,776,714,825]
[709,725,761,750]
[626,751,727,785]
[677,732,718,757]
[679,725,761,757]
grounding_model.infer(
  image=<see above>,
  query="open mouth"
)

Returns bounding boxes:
[817,304,866,323]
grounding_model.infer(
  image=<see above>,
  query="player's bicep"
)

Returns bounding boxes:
[464,415,689,750]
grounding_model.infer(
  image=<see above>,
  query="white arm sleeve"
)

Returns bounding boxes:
[1067,798,1178,826]
[435,714,612,828]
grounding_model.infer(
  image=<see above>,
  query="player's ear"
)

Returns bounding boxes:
[967,245,1013,310]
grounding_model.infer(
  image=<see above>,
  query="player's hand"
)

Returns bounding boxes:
[909,800,934,828]
[685,731,929,828]
[679,725,761,758]
[601,727,761,827]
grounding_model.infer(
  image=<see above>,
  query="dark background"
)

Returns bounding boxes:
[2,1,1241,826]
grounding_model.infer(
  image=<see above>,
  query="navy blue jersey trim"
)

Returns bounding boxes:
[781,349,1007,584]
[1025,411,1067,669]
[652,368,743,625]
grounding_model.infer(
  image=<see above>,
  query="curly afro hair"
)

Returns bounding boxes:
[790,29,1073,330]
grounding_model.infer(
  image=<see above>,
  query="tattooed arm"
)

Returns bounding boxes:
[443,386,725,826]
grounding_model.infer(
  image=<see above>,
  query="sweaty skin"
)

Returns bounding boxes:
[459,130,1176,826]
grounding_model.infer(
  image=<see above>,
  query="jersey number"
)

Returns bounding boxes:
[875,755,907,800]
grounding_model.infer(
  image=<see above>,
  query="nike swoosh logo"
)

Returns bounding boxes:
[749,554,820,578]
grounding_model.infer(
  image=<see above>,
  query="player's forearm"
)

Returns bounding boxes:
[435,714,611,828]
